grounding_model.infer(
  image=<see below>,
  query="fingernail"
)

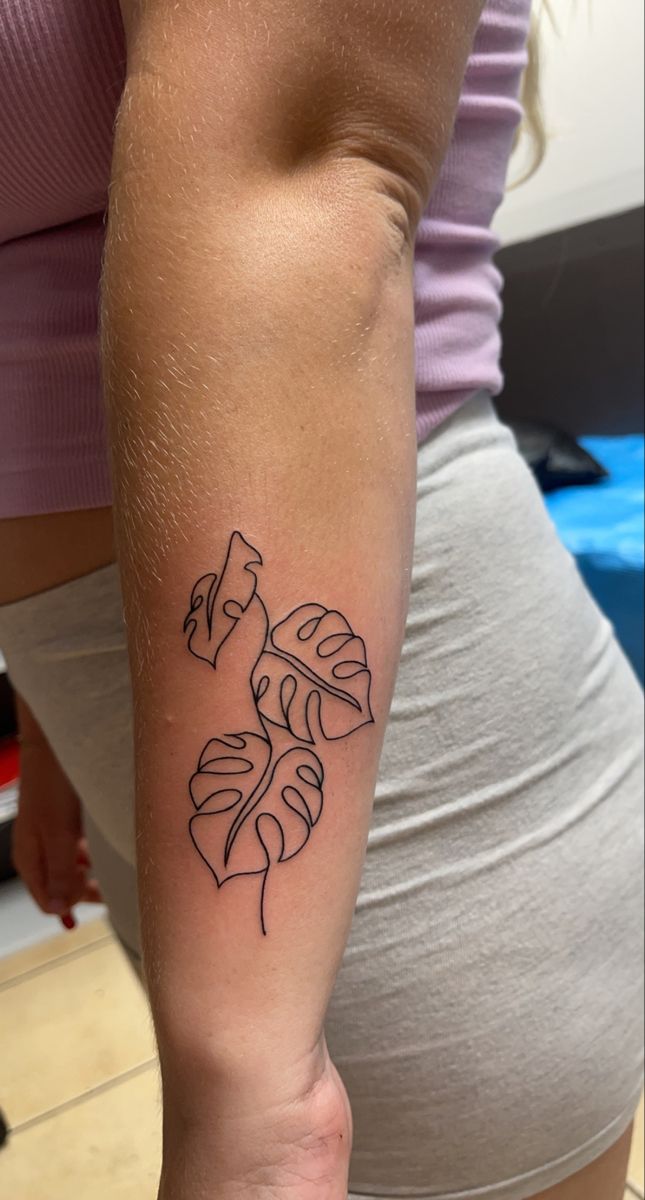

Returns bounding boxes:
[61,914,76,931]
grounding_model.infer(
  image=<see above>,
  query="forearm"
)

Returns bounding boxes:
[104,151,415,1050]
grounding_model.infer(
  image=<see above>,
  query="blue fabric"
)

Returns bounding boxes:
[545,436,644,683]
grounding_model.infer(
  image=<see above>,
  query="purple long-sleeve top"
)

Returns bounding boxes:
[0,0,531,517]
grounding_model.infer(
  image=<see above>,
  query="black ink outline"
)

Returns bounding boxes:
[183,532,263,669]
[184,531,373,935]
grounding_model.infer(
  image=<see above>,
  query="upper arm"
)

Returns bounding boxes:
[116,0,484,227]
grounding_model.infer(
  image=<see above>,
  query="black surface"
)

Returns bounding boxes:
[0,672,16,740]
[0,817,15,884]
[497,207,644,436]
[509,420,608,492]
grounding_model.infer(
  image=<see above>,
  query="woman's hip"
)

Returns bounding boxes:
[328,393,644,1197]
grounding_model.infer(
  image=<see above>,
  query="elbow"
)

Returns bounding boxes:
[115,0,484,243]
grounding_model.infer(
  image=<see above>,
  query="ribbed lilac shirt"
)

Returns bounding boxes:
[0,0,531,517]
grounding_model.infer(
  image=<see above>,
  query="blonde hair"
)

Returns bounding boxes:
[513,1,556,185]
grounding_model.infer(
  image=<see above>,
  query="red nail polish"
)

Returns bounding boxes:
[61,914,76,931]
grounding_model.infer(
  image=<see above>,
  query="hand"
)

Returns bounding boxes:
[12,703,102,927]
[158,1042,352,1200]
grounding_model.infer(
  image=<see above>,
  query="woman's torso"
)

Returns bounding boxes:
[0,0,125,602]
[0,0,531,603]
[0,509,115,603]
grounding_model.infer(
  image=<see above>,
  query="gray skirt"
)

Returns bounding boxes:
[1,394,643,1200]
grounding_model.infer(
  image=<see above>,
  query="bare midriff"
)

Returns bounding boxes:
[0,507,116,606]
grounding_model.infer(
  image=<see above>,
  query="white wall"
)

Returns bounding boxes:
[495,0,644,245]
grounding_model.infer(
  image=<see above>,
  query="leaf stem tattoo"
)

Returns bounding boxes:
[183,532,374,935]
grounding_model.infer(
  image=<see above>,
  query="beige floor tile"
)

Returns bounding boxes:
[0,918,110,986]
[0,1063,161,1200]
[0,939,156,1128]
[628,1093,644,1192]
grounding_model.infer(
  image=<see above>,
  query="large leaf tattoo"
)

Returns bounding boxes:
[189,734,324,935]
[189,731,270,818]
[184,532,373,935]
[253,604,373,742]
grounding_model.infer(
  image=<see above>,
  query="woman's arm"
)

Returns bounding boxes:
[103,0,483,1193]
[12,693,102,924]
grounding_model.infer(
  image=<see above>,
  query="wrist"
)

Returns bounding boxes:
[156,1007,333,1121]
[158,1041,351,1199]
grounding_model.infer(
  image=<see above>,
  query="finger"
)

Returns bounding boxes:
[44,834,84,915]
[76,837,92,872]
[53,864,99,912]
[81,879,104,905]
[12,826,51,913]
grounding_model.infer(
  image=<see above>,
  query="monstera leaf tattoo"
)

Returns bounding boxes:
[184,532,267,669]
[253,605,373,742]
[184,531,373,934]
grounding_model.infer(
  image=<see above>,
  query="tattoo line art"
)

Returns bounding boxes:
[183,531,374,935]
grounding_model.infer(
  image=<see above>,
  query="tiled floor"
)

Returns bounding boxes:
[0,919,160,1198]
[0,917,642,1198]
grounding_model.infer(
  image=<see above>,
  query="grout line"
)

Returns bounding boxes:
[626,1185,645,1199]
[0,933,113,993]
[6,1059,158,1137]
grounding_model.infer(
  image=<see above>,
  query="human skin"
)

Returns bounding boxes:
[101,0,484,1194]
